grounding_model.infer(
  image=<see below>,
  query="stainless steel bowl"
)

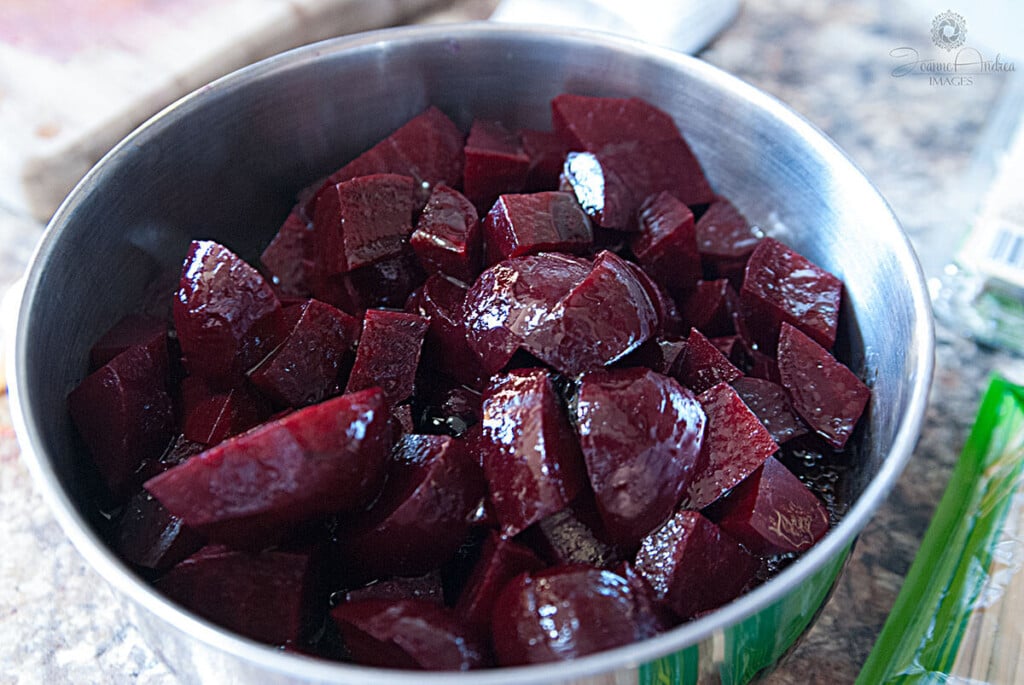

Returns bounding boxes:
[10,22,934,685]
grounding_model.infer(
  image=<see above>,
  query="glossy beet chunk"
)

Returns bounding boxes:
[454,530,546,630]
[482,191,593,265]
[525,250,658,375]
[715,456,830,554]
[464,252,591,374]
[520,128,569,191]
[631,191,701,294]
[180,376,269,446]
[408,274,486,388]
[479,369,585,536]
[340,434,485,578]
[261,205,314,297]
[145,388,391,548]
[68,342,174,497]
[114,490,204,571]
[519,501,620,568]
[410,184,481,284]
[575,367,705,548]
[777,322,870,449]
[491,565,655,665]
[695,196,761,284]
[249,299,359,408]
[345,309,429,405]
[313,245,424,315]
[740,237,843,352]
[174,240,284,384]
[682,279,740,338]
[634,510,758,620]
[331,599,489,671]
[683,381,780,511]
[312,173,417,278]
[462,120,530,211]
[155,545,315,647]
[669,328,742,395]
[552,94,687,151]
[730,376,808,444]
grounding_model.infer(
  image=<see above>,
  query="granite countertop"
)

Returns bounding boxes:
[1,0,1021,683]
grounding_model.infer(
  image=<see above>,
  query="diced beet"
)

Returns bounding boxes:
[114,490,204,571]
[730,376,809,444]
[344,571,445,605]
[479,369,585,536]
[345,309,429,405]
[180,376,270,446]
[739,237,843,352]
[620,338,687,375]
[682,279,739,339]
[715,456,830,555]
[340,434,485,578]
[408,274,486,388]
[623,261,685,339]
[631,191,701,294]
[491,565,655,665]
[482,191,593,265]
[670,328,742,395]
[519,503,620,568]
[145,388,391,548]
[464,252,592,374]
[552,94,685,151]
[454,531,546,630]
[777,323,870,449]
[173,240,284,384]
[747,347,782,384]
[462,120,530,211]
[559,149,635,231]
[261,205,314,297]
[311,174,417,278]
[89,313,168,371]
[634,510,758,619]
[520,128,568,191]
[575,367,705,548]
[695,196,761,284]
[249,299,359,408]
[68,342,175,498]
[331,599,489,671]
[682,381,780,511]
[317,106,465,211]
[613,560,680,634]
[155,545,315,647]
[409,184,481,284]
[525,250,658,375]
[312,245,424,315]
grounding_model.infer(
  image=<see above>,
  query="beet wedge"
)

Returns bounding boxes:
[145,388,391,549]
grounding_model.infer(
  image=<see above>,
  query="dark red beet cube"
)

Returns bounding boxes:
[670,328,742,395]
[560,150,634,230]
[89,313,168,371]
[613,560,680,634]
[312,173,417,278]
[464,252,591,374]
[777,322,870,449]
[552,94,685,151]
[715,456,830,555]
[623,261,685,339]
[261,205,314,297]
[696,196,761,284]
[249,299,359,408]
[575,367,705,548]
[634,510,758,619]
[454,530,546,630]
[525,250,658,375]
[409,184,481,284]
[462,119,530,211]
[519,503,620,569]
[479,369,585,536]
[68,342,174,497]
[155,545,314,647]
[682,381,779,511]
[491,565,655,665]
[730,376,808,444]
[344,571,445,606]
[345,309,429,405]
[331,599,489,671]
[408,274,486,388]
[114,490,204,571]
[682,279,740,339]
[520,128,569,191]
[174,240,284,385]
[340,434,485,578]
[180,375,269,446]
[312,245,424,315]
[482,191,593,266]
[145,388,391,548]
[739,237,843,352]
[631,191,701,294]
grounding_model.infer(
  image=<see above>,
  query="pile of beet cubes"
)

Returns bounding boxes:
[68,94,870,670]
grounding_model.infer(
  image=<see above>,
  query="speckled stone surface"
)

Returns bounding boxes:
[1,0,1021,683]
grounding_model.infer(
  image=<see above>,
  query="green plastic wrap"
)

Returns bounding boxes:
[858,375,1024,684]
